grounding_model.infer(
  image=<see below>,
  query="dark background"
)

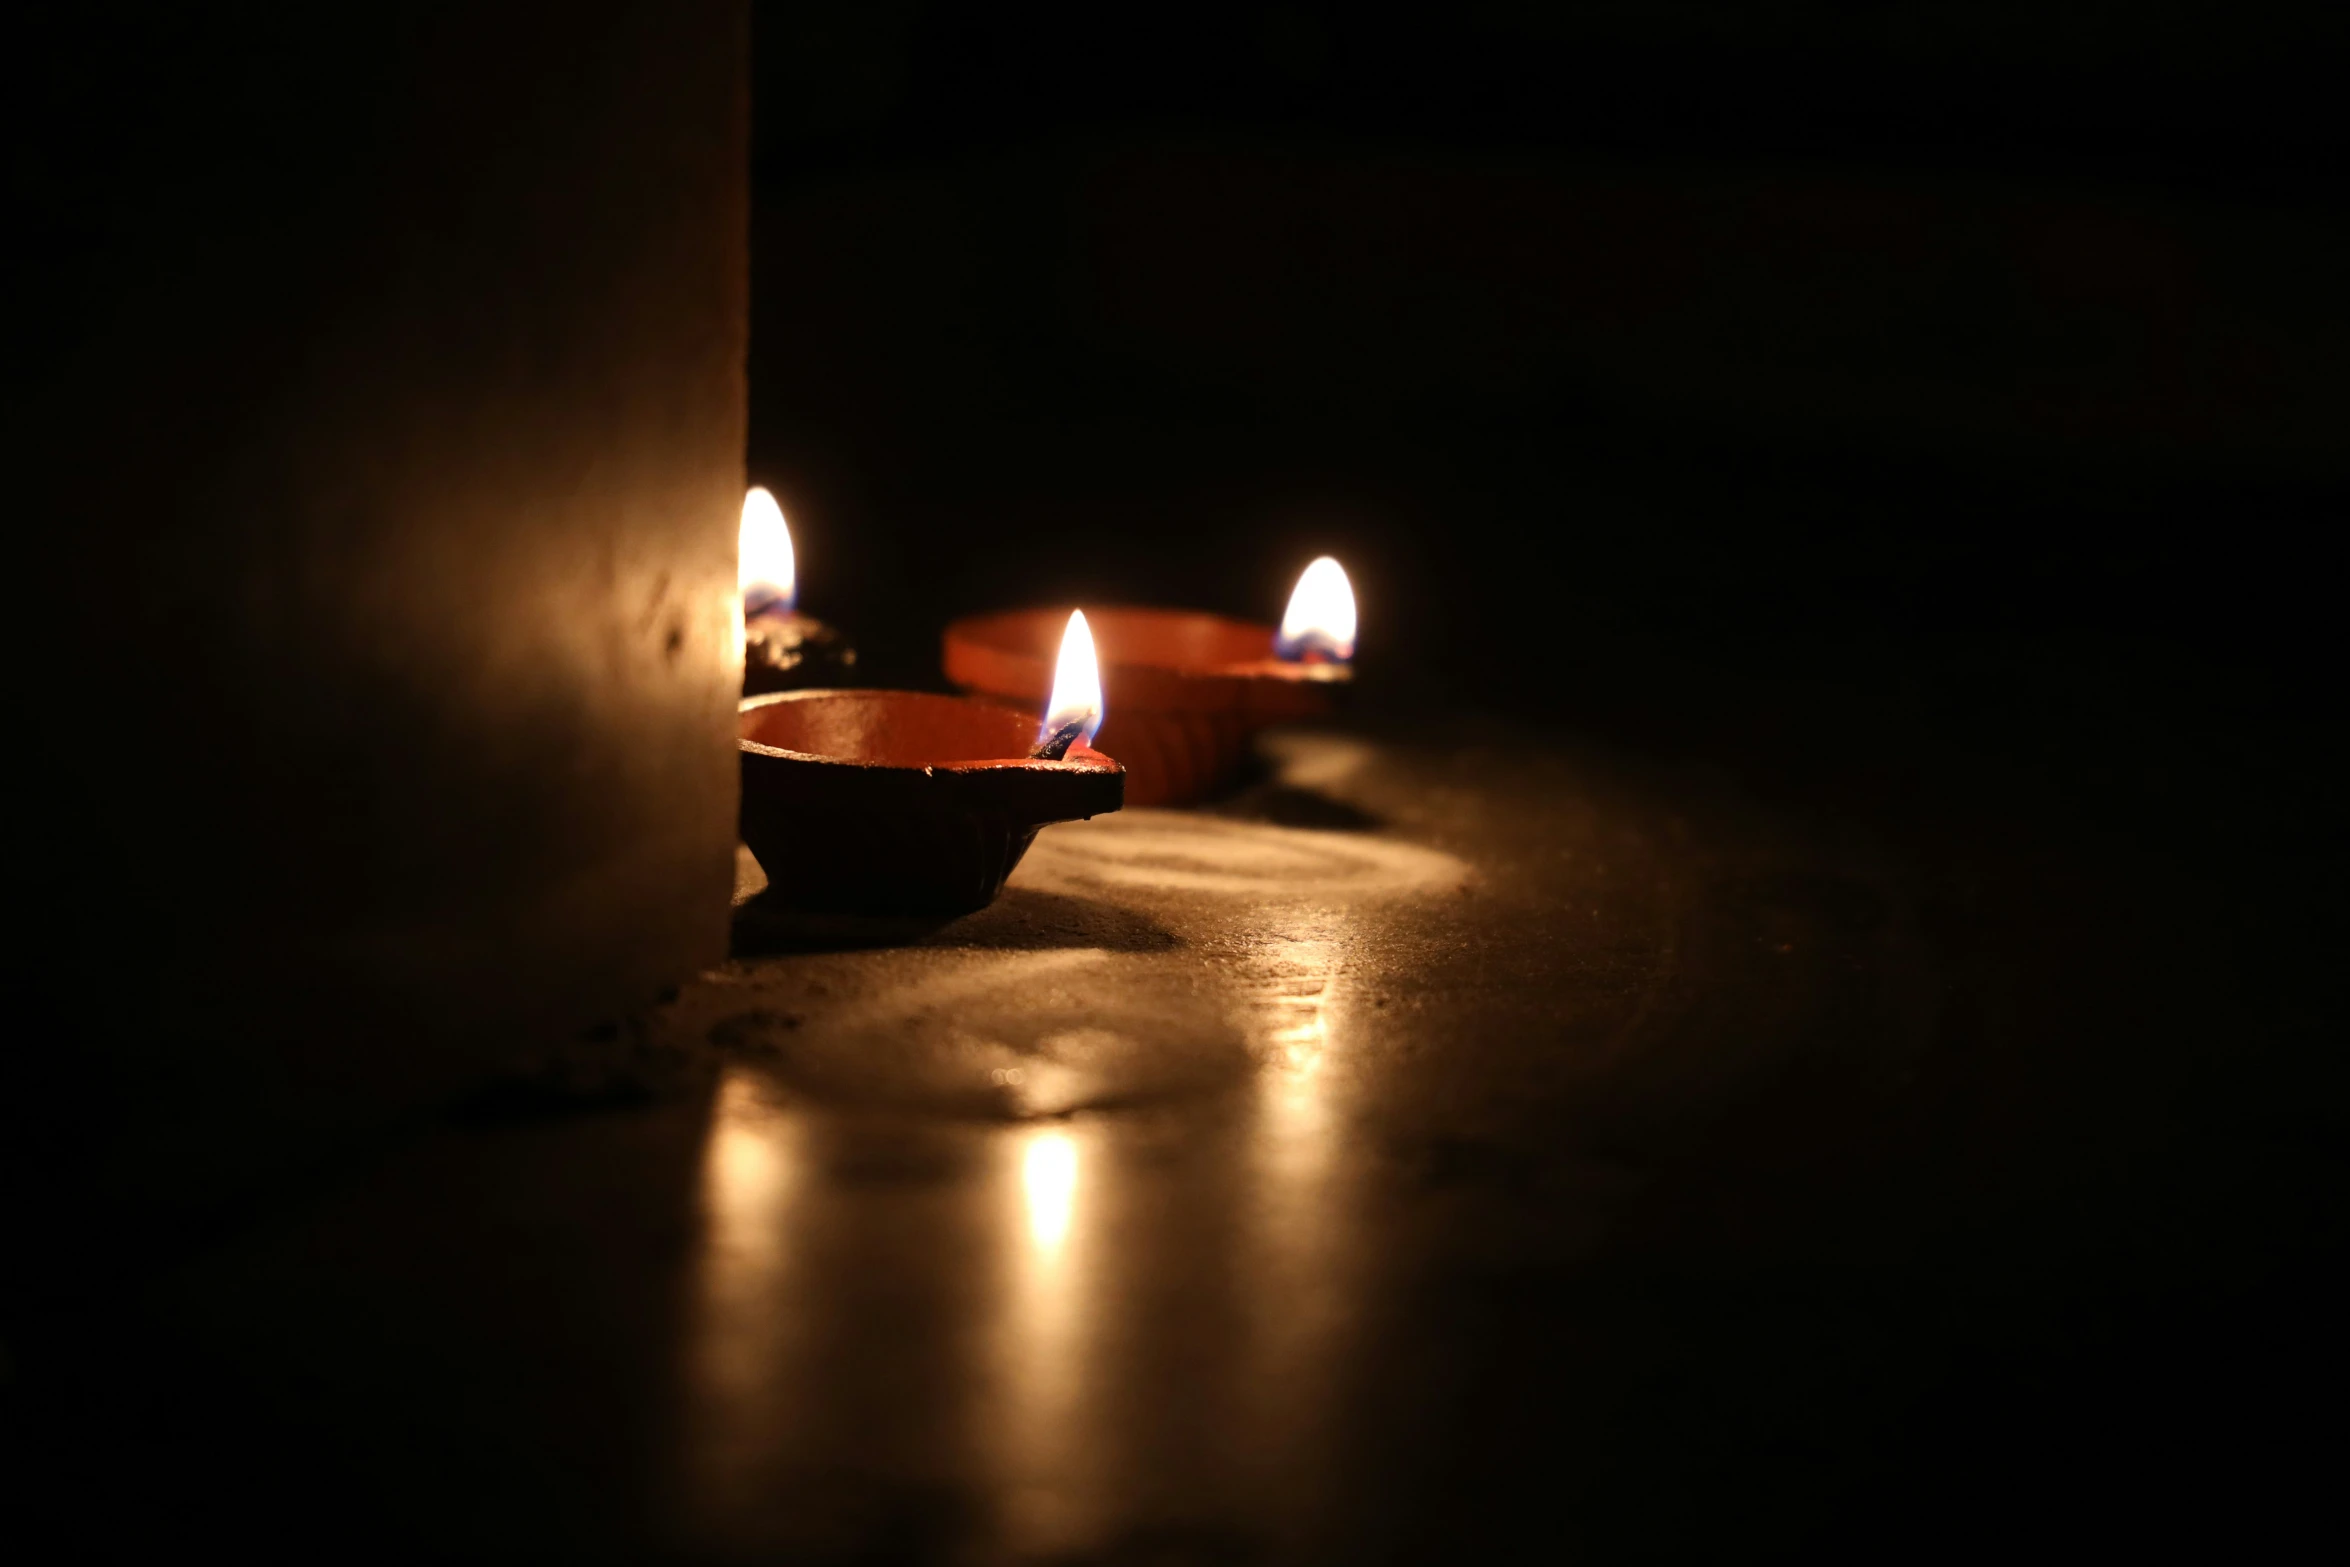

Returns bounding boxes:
[744,0,2344,942]
[747,1,2343,733]
[744,1,2346,1551]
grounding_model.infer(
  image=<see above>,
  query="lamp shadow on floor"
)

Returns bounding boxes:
[731,884,1179,958]
[1206,781,1384,831]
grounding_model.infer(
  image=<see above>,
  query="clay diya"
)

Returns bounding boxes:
[739,612,1122,916]
[942,557,1357,806]
[739,486,858,695]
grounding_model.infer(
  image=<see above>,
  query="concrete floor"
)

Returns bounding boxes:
[11,722,2332,1560]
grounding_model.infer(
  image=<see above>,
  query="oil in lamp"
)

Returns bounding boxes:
[941,557,1357,806]
[739,486,858,695]
[737,612,1123,917]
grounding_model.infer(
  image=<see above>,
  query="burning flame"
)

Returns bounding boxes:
[739,486,795,615]
[1040,609,1105,752]
[1275,556,1356,662]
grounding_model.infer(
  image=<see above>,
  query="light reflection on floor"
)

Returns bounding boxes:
[993,1122,1098,1554]
[683,778,1473,1554]
[1239,935,1354,1544]
[702,1070,793,1271]
[1021,1129,1079,1254]
[684,1068,805,1522]
[1021,810,1467,903]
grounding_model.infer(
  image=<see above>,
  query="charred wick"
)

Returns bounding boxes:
[1029,717,1089,761]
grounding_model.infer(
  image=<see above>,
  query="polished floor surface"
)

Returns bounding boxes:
[18,722,2330,1560]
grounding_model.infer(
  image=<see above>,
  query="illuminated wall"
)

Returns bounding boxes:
[13,6,749,1234]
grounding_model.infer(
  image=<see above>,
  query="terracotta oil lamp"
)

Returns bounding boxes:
[739,486,857,695]
[941,557,1357,806]
[738,611,1122,916]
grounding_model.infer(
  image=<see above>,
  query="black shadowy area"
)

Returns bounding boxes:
[920,885,1181,953]
[731,883,1178,955]
[732,893,961,955]
[1210,781,1386,832]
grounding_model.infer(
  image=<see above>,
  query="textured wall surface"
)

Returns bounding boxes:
[10,7,748,1242]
